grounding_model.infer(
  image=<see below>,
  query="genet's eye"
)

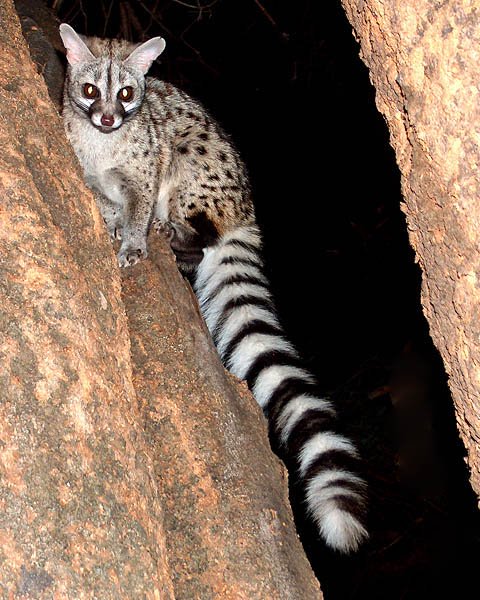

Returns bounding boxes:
[118,86,134,102]
[83,83,99,99]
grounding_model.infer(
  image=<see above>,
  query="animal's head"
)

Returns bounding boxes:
[59,23,165,133]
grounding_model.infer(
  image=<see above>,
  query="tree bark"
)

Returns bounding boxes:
[340,0,480,502]
[0,1,174,597]
[0,0,321,597]
[122,235,321,599]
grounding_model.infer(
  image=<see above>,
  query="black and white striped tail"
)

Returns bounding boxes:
[194,224,368,553]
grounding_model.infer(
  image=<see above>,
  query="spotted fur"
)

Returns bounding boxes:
[60,24,368,553]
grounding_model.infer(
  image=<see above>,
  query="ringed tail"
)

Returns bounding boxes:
[194,224,368,553]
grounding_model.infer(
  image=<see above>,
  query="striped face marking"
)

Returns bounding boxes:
[71,58,143,133]
[60,24,165,135]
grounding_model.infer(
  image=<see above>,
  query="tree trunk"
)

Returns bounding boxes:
[0,0,321,597]
[0,1,174,597]
[340,0,480,502]
[122,234,321,600]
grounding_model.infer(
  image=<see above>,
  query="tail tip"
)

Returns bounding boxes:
[320,510,368,554]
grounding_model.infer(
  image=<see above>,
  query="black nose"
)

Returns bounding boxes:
[101,114,114,127]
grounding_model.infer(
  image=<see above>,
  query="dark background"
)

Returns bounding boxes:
[52,1,480,598]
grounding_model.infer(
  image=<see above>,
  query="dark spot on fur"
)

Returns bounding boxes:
[178,145,189,154]
[241,203,254,217]
[150,113,163,128]
[218,152,227,162]
[198,132,209,141]
[208,173,220,181]
[152,88,166,100]
[198,195,208,200]
[177,107,184,115]
[188,202,196,210]
[143,149,150,157]
[187,111,201,121]
[187,212,219,247]
[225,170,234,179]
[196,146,207,155]
[203,163,210,171]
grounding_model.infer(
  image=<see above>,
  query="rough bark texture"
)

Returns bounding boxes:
[0,0,321,597]
[340,0,480,501]
[121,234,321,600]
[0,1,174,597]
[15,0,65,108]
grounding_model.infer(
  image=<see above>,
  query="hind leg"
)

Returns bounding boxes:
[152,219,206,273]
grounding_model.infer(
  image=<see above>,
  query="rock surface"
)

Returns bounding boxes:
[341,0,480,503]
[0,0,322,596]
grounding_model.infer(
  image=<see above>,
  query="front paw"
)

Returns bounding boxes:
[117,243,148,267]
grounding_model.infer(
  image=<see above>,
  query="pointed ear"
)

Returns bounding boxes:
[125,37,166,74]
[59,23,95,66]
